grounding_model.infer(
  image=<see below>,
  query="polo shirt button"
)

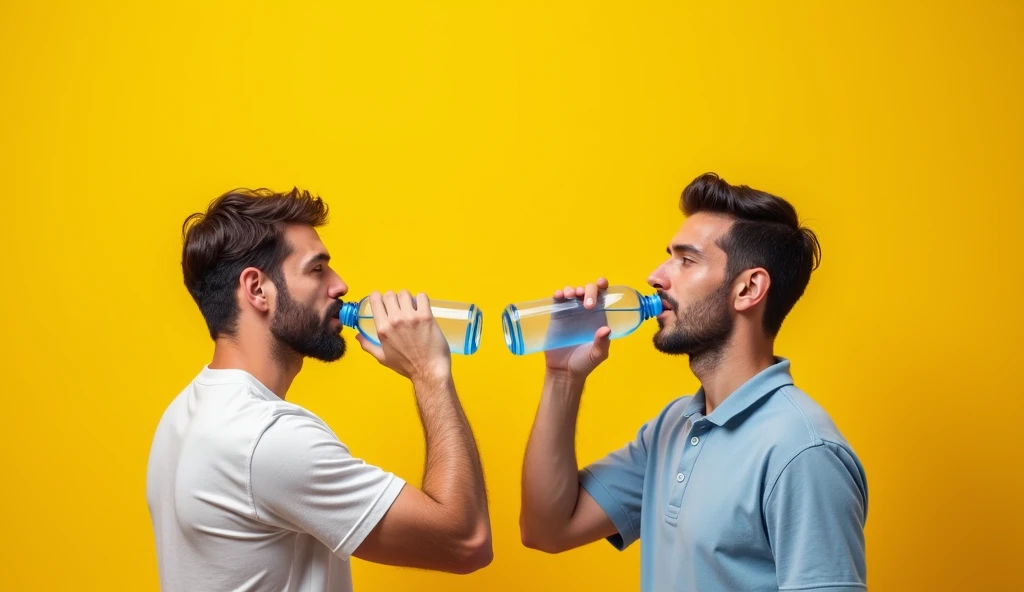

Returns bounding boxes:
[691,436,700,445]
[676,473,685,482]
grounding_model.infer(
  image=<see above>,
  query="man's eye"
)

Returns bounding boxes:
[312,266,323,273]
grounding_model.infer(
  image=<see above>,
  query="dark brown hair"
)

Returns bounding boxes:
[680,172,821,337]
[181,188,329,339]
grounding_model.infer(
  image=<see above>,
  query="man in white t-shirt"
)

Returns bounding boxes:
[146,187,492,591]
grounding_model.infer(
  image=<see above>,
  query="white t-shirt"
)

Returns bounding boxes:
[146,366,405,592]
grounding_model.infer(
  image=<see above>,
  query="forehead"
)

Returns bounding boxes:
[282,224,328,261]
[671,212,734,254]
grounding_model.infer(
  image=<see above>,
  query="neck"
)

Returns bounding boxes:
[690,333,775,415]
[209,332,302,399]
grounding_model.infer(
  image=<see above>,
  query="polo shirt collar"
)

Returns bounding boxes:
[682,357,795,427]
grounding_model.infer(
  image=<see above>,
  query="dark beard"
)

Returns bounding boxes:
[270,282,346,362]
[653,280,733,370]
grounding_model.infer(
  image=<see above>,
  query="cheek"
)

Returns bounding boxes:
[666,266,697,293]
[668,268,716,306]
[285,281,320,308]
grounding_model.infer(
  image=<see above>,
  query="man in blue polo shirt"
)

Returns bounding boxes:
[520,172,867,591]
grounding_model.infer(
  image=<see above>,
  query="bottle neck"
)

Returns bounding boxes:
[339,301,359,328]
[640,293,663,321]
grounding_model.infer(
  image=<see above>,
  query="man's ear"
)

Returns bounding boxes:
[240,267,272,313]
[734,267,770,313]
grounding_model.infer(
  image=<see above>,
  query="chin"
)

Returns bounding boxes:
[652,330,689,356]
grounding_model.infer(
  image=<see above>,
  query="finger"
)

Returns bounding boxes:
[382,290,401,320]
[590,326,612,362]
[416,292,431,317]
[584,283,599,308]
[398,289,415,312]
[575,286,585,299]
[563,285,576,299]
[596,277,609,290]
[356,333,386,363]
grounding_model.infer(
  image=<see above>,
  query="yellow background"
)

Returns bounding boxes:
[1,1,1021,590]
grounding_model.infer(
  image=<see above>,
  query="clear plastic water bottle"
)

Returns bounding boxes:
[501,285,663,355]
[338,297,483,355]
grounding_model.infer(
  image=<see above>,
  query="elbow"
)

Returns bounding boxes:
[519,517,565,554]
[447,520,493,574]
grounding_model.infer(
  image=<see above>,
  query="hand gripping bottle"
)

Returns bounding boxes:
[339,297,483,355]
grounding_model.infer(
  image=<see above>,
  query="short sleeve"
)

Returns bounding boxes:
[250,414,406,559]
[578,417,655,550]
[764,442,869,591]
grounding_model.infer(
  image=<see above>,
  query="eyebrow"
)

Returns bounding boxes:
[667,244,703,257]
[303,252,331,267]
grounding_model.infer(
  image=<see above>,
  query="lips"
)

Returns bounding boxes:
[657,291,677,313]
[326,303,344,325]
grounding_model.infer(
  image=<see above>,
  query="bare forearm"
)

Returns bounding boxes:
[521,371,585,533]
[412,372,488,532]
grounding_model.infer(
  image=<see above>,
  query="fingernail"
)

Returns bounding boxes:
[586,298,594,306]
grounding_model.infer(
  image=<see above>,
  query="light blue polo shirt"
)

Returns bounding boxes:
[580,358,867,591]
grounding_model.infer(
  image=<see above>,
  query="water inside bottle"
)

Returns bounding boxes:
[503,291,646,355]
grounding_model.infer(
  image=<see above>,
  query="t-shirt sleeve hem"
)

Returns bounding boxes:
[332,474,407,559]
[579,468,637,550]
[779,583,867,591]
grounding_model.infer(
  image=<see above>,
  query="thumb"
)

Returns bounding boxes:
[356,333,386,364]
[590,326,612,364]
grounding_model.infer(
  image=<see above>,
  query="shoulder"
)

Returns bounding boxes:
[250,406,347,464]
[756,385,867,497]
[652,394,694,427]
[634,394,695,446]
[761,385,856,449]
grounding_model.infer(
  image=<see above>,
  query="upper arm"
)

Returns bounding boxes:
[249,415,406,559]
[764,443,868,590]
[544,487,617,552]
[576,417,654,551]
